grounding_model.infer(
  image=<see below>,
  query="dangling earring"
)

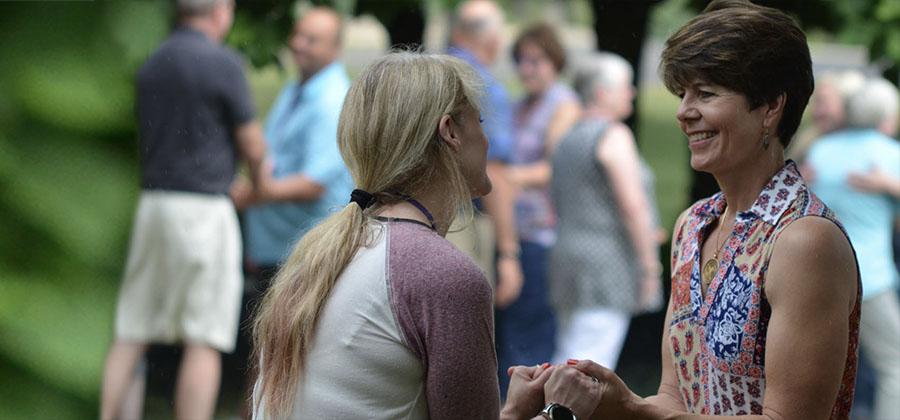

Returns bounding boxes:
[762,128,770,150]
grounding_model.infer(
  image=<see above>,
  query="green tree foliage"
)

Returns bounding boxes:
[0,2,379,417]
[834,0,900,81]
[228,0,296,68]
[0,2,169,418]
[687,0,899,82]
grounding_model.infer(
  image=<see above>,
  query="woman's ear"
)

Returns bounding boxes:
[438,114,462,152]
[763,92,787,130]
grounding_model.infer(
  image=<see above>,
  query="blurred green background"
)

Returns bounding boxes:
[0,0,896,419]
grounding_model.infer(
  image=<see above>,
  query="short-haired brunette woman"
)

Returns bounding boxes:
[251,52,500,419]
[502,1,861,419]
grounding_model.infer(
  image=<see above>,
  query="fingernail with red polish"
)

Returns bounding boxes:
[566,359,578,365]
[541,362,551,369]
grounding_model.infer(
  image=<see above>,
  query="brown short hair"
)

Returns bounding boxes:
[513,23,566,73]
[660,0,813,146]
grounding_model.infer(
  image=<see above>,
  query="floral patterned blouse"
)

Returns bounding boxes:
[668,161,860,417]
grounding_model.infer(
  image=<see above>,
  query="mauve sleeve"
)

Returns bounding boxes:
[388,225,500,419]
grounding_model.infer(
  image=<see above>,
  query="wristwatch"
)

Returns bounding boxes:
[540,402,576,420]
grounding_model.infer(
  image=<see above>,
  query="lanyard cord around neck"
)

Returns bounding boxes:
[404,197,436,231]
[350,189,437,231]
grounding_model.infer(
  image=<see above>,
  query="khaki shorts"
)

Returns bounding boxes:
[115,191,242,353]
[445,213,496,286]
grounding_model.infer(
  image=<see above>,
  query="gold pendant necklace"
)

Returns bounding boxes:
[702,251,720,286]
[702,209,729,287]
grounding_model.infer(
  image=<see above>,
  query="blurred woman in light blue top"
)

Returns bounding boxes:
[807,76,900,420]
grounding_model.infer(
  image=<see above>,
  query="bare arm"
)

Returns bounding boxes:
[231,121,325,209]
[598,123,661,281]
[507,100,580,189]
[235,120,267,189]
[232,121,324,204]
[545,100,581,154]
[604,216,858,420]
[747,217,857,419]
[484,161,525,308]
[644,210,689,412]
[483,161,520,257]
[507,161,551,190]
[847,167,900,198]
[643,298,688,412]
[260,174,325,202]
[259,105,345,203]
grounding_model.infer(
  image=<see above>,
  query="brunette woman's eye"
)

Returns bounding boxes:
[699,90,715,98]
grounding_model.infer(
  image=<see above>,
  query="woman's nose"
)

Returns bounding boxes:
[676,97,699,122]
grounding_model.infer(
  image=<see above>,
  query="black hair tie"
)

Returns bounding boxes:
[350,189,376,209]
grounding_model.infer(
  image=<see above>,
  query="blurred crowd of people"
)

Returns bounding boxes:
[439,2,667,399]
[98,0,897,419]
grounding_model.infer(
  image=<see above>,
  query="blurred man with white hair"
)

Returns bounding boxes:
[788,69,865,163]
[446,1,525,312]
[549,51,663,370]
[847,76,899,138]
[100,0,268,418]
[807,76,900,420]
[845,76,900,196]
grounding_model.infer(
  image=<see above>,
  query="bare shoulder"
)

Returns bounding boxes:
[767,216,858,310]
[673,208,691,234]
[553,98,581,115]
[669,208,692,260]
[670,208,691,245]
[772,216,856,271]
[596,122,636,161]
[603,121,635,144]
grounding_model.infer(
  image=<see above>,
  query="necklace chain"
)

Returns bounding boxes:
[702,207,730,287]
[712,208,729,258]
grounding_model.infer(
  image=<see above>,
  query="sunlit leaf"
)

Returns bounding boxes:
[876,0,900,21]
[103,2,171,70]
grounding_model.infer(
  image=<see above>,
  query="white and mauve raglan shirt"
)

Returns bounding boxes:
[254,219,500,419]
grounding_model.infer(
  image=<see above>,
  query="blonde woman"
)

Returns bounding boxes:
[251,52,500,419]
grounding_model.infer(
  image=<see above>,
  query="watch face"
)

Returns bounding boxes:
[550,404,575,420]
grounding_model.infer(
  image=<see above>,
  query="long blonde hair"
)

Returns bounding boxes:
[252,51,483,417]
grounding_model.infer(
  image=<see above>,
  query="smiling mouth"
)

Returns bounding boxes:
[688,131,717,143]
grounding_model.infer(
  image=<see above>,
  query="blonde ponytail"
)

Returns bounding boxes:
[252,203,368,416]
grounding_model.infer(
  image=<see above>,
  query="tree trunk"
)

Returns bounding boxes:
[355,0,426,49]
[589,0,660,142]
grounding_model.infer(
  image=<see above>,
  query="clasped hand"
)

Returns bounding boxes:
[230,159,277,210]
[501,359,636,420]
